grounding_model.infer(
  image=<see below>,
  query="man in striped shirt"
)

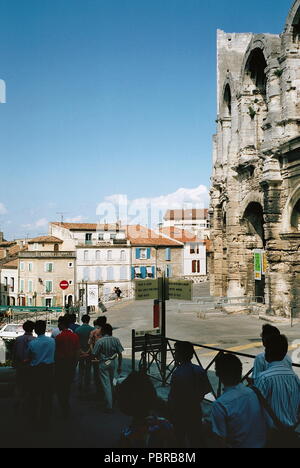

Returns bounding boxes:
[92,323,124,412]
[255,334,300,428]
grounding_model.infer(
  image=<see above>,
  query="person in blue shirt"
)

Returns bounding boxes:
[28,320,55,428]
[211,353,267,448]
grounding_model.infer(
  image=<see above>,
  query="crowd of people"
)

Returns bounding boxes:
[11,317,300,447]
[12,312,123,428]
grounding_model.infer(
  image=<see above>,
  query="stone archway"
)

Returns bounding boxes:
[241,201,266,300]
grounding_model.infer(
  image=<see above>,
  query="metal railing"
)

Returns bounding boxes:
[178,296,265,315]
[137,335,300,400]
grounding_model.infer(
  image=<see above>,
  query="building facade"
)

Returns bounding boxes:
[0,259,18,306]
[210,0,300,317]
[18,236,76,307]
[160,227,207,280]
[49,222,132,304]
[126,225,184,280]
[162,209,210,239]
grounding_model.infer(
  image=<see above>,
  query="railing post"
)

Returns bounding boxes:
[132,329,136,371]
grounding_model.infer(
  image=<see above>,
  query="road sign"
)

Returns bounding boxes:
[253,250,262,281]
[60,280,69,290]
[168,279,192,300]
[135,279,159,300]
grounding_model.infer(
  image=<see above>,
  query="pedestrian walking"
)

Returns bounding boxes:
[92,323,123,412]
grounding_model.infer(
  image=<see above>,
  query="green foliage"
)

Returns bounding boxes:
[274,69,283,78]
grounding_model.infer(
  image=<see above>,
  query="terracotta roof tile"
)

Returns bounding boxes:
[28,236,63,244]
[50,222,124,231]
[1,259,18,268]
[124,225,183,246]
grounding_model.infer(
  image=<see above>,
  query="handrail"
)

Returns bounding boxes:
[136,334,300,401]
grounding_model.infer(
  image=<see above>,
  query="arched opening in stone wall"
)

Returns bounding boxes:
[291,7,300,42]
[241,48,268,152]
[291,199,300,230]
[245,48,267,98]
[223,84,232,117]
[242,202,265,300]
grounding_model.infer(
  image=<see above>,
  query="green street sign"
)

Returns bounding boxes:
[168,279,192,301]
[253,249,262,281]
[135,279,159,300]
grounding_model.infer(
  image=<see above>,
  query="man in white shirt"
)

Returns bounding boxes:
[252,324,292,383]
[211,353,267,448]
[255,334,300,428]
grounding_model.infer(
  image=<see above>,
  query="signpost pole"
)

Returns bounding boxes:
[161,272,167,386]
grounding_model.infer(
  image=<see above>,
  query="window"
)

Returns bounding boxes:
[166,265,172,278]
[4,277,7,292]
[10,277,14,291]
[147,266,154,278]
[45,298,52,307]
[45,281,53,293]
[136,248,151,260]
[45,263,53,273]
[85,233,92,245]
[165,248,171,261]
[120,266,127,281]
[33,243,38,250]
[20,262,25,272]
[192,260,200,273]
[107,267,114,280]
[28,280,33,293]
[20,279,25,293]
[96,250,101,261]
[95,267,102,281]
[107,250,113,261]
[83,267,89,281]
[190,244,199,255]
[120,250,126,261]
[110,233,117,240]
[28,263,33,272]
[98,233,104,241]
[54,243,59,252]
[84,250,89,261]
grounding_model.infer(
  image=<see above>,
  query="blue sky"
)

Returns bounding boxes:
[0,0,292,239]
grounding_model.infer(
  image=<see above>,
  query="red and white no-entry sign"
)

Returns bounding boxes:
[59,280,69,290]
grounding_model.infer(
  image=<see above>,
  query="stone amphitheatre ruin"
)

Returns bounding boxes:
[210,0,300,317]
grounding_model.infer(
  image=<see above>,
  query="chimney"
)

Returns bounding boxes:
[0,232,3,242]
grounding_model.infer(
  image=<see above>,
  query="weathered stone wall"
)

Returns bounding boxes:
[210,0,300,317]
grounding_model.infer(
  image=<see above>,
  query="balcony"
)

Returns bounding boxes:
[19,251,76,259]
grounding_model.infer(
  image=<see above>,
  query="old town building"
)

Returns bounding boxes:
[210,0,300,317]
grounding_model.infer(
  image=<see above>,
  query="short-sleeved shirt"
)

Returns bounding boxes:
[55,329,80,361]
[76,324,95,352]
[28,335,56,367]
[255,361,300,427]
[252,352,293,381]
[13,333,36,364]
[93,335,124,361]
[211,384,267,448]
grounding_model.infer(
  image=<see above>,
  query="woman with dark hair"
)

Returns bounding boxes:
[116,371,174,448]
